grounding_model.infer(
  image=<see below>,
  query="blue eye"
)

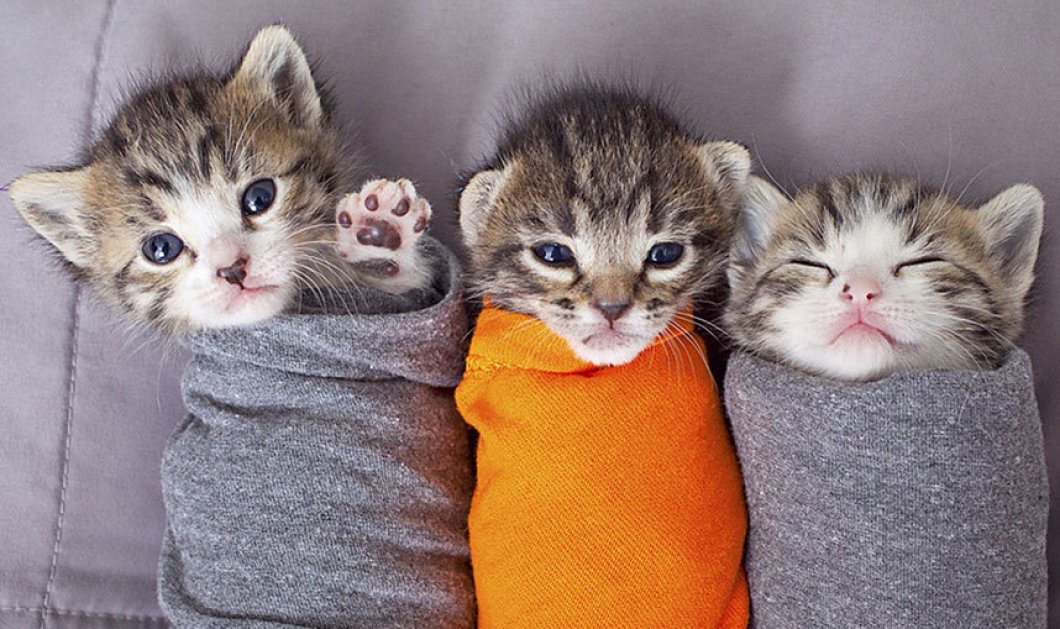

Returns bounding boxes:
[646,242,684,266]
[242,178,276,216]
[142,232,184,265]
[532,242,576,265]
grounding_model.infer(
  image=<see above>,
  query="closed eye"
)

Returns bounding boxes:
[787,258,835,278]
[894,256,946,274]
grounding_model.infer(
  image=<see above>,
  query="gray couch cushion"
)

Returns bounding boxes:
[2,1,1059,627]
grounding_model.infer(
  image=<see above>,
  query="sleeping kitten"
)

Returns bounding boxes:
[459,86,750,365]
[724,173,1044,381]
[9,26,431,334]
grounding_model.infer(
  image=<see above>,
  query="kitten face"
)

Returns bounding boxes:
[10,26,342,333]
[725,174,1043,380]
[460,88,749,366]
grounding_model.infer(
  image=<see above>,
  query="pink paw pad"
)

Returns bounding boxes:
[335,178,432,275]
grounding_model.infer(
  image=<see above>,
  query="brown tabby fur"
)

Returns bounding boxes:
[458,86,750,364]
[725,172,1043,378]
[11,27,351,334]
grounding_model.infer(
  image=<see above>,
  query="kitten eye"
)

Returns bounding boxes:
[788,258,836,278]
[242,178,276,216]
[532,242,576,266]
[646,242,684,267]
[894,256,946,274]
[141,232,184,265]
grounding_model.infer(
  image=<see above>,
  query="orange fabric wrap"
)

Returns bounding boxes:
[456,306,749,628]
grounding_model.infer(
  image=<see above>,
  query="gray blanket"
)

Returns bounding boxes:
[725,350,1048,629]
[158,239,476,628]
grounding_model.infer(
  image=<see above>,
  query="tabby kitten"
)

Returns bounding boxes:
[725,173,1044,381]
[459,86,750,365]
[10,26,431,334]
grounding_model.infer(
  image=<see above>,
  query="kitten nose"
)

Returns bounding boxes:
[592,300,632,324]
[841,275,881,304]
[217,257,249,285]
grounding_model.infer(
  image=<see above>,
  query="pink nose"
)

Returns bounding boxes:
[841,275,881,304]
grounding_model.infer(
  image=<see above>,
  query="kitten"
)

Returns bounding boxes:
[724,173,1044,381]
[459,85,750,365]
[10,26,431,334]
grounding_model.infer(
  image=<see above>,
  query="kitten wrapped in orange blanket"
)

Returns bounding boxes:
[456,307,748,628]
[456,86,752,627]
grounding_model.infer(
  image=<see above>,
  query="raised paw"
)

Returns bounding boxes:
[335,178,431,278]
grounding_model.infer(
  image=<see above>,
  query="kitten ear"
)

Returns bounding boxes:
[10,168,96,269]
[459,165,512,247]
[231,25,323,128]
[731,175,788,266]
[976,183,1044,298]
[696,140,751,193]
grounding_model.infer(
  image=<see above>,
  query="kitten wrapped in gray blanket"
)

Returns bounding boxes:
[159,238,475,628]
[9,25,475,627]
[723,173,1048,627]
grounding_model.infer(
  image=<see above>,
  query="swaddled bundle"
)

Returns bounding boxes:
[457,306,749,628]
[722,173,1048,627]
[159,239,476,628]
[6,21,474,628]
[726,350,1048,628]
[452,85,759,626]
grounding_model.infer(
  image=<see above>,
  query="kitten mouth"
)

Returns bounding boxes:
[582,329,633,345]
[829,322,897,347]
[580,327,649,351]
[222,284,281,312]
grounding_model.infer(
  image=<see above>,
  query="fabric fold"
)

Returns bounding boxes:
[725,349,1048,629]
[158,239,476,628]
[457,306,749,628]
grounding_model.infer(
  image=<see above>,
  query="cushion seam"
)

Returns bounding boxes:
[38,0,121,625]
[2,605,166,623]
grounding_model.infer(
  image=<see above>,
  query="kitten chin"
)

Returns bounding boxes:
[725,173,1044,381]
[10,26,433,335]
[458,85,751,366]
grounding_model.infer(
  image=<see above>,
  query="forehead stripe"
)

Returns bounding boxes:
[819,188,844,230]
[197,133,212,180]
[141,170,175,194]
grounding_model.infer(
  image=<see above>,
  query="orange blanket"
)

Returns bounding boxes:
[456,306,749,628]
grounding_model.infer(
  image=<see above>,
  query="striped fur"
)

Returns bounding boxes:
[725,173,1044,380]
[10,26,357,334]
[459,86,750,365]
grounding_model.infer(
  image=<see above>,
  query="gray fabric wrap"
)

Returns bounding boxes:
[725,349,1048,629]
[157,239,476,628]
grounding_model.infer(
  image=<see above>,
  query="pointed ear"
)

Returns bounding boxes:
[976,183,1044,299]
[231,25,323,128]
[696,140,751,193]
[459,165,513,247]
[731,175,788,266]
[10,168,96,269]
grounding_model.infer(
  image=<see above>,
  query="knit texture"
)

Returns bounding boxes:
[725,350,1048,629]
[158,239,476,628]
[457,306,749,628]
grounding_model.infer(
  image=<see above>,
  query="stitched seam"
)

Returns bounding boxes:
[39,290,82,626]
[38,0,120,625]
[3,606,166,622]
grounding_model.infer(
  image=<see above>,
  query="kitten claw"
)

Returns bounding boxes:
[335,178,431,291]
